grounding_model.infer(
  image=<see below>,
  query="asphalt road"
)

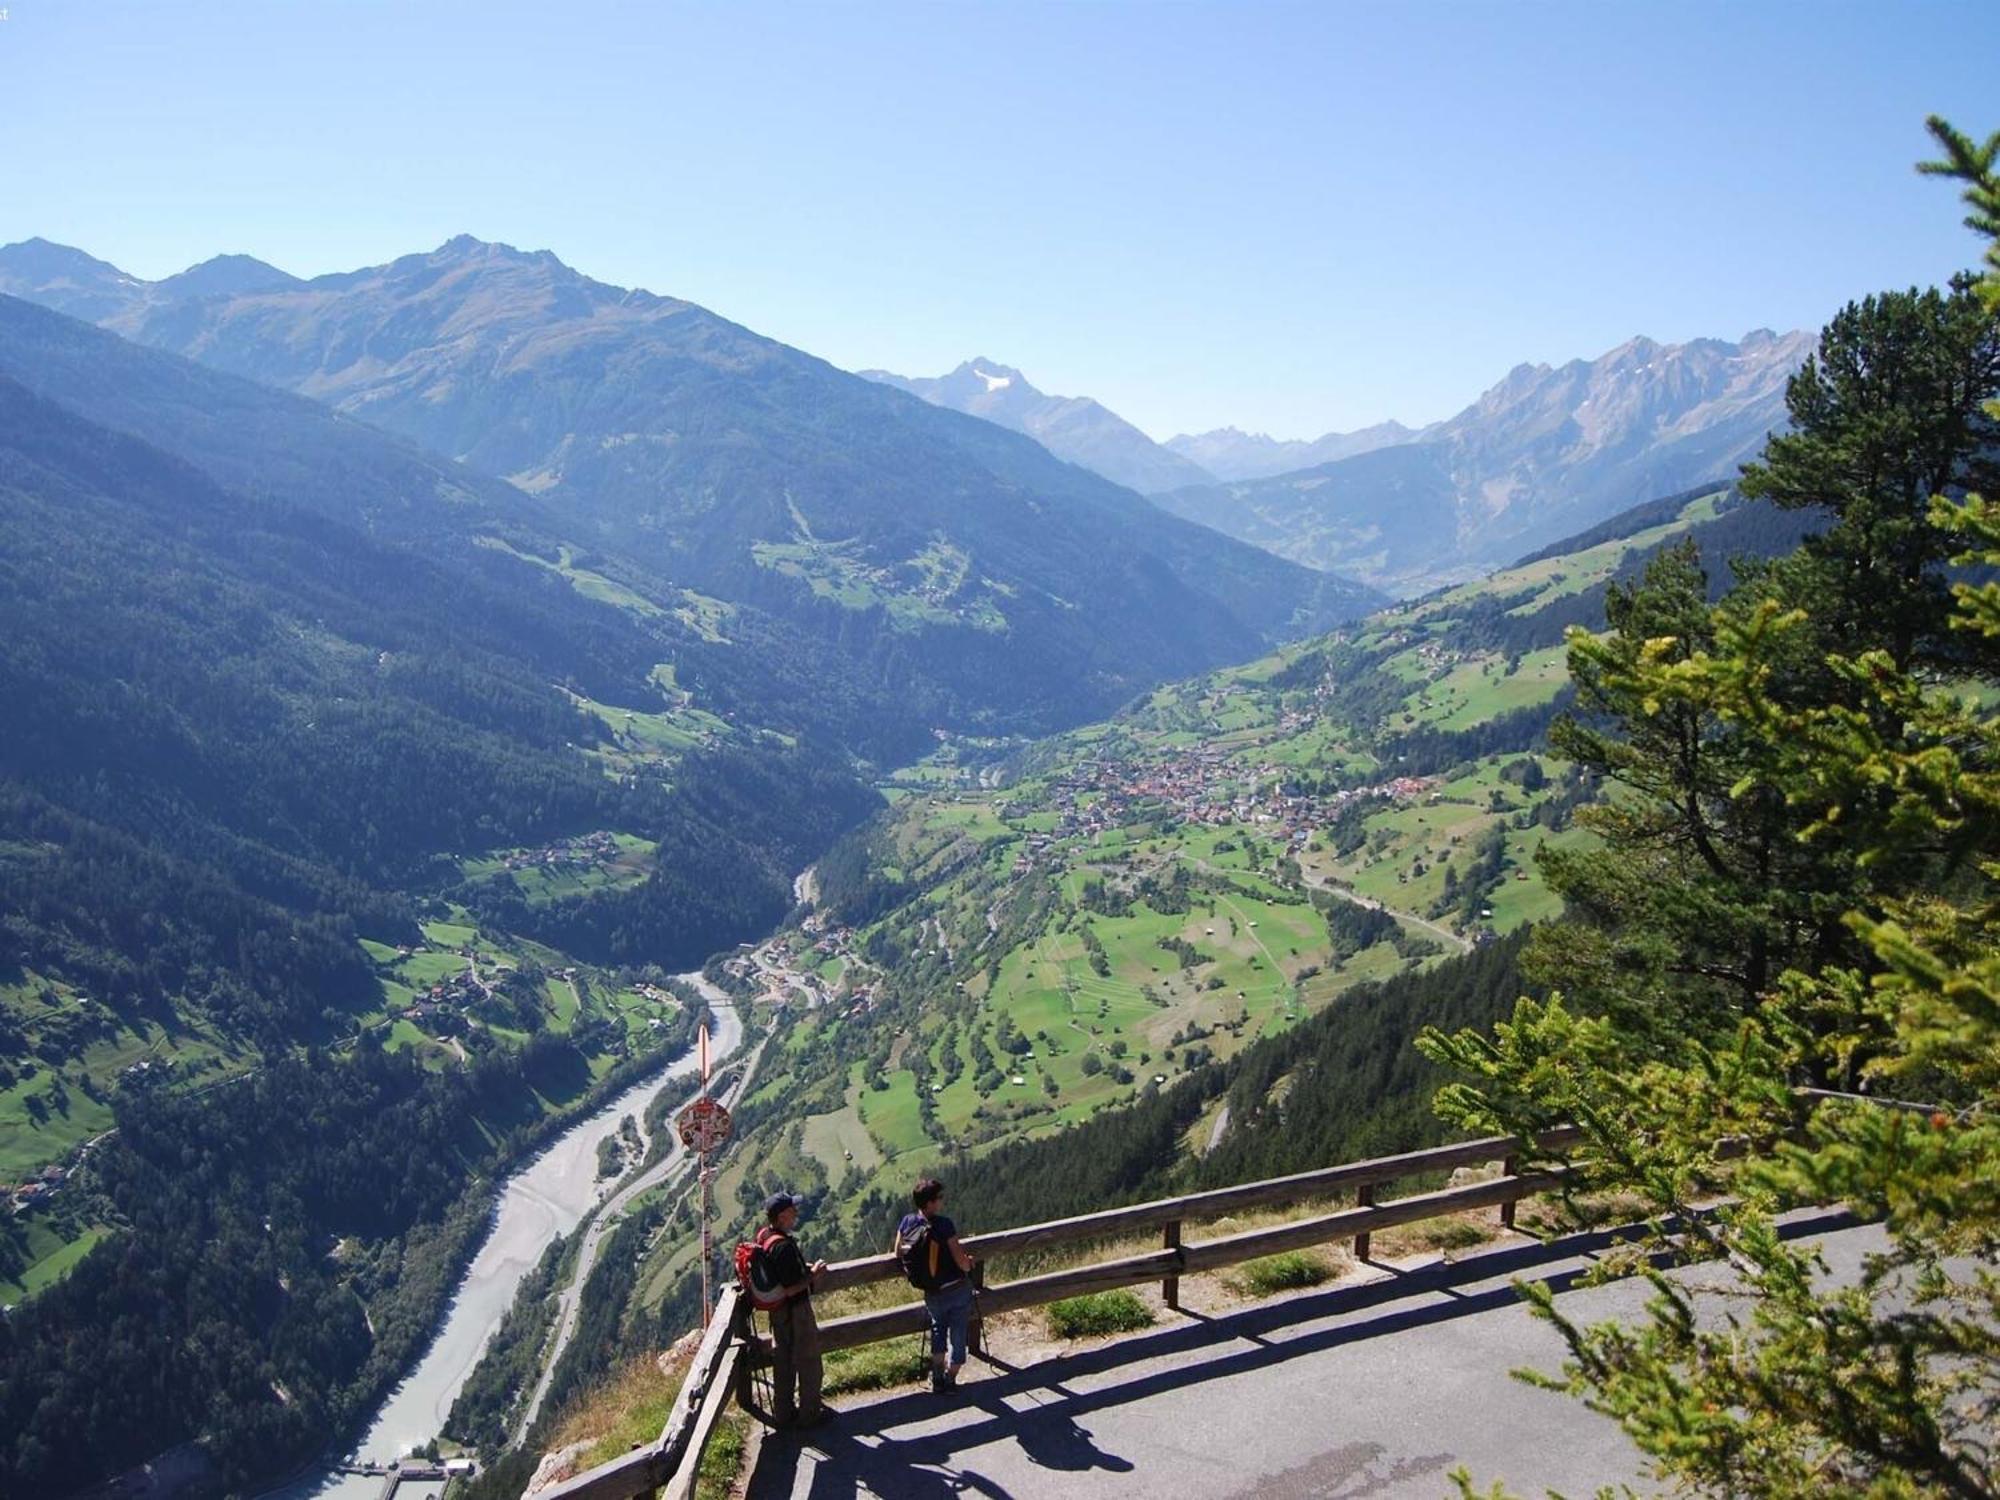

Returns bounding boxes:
[748,1209,1878,1499]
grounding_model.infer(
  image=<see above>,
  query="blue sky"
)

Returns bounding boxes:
[5,1,1995,438]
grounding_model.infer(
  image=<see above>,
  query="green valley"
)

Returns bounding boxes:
[616,484,1771,1300]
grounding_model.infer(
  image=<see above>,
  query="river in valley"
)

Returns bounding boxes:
[266,978,741,1500]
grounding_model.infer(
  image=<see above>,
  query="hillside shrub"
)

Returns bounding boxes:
[1229,1250,1334,1296]
[1046,1290,1154,1338]
[822,1339,930,1395]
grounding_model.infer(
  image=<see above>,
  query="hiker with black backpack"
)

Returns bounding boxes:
[895,1177,977,1392]
[738,1192,832,1429]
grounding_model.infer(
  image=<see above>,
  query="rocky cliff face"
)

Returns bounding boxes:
[1153,329,1811,593]
[1425,329,1812,544]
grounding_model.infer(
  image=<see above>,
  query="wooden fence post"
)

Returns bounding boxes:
[1354,1183,1375,1260]
[1163,1220,1182,1310]
[968,1260,986,1357]
[1499,1156,1519,1230]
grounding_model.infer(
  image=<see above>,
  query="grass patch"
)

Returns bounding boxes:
[1228,1249,1335,1297]
[1406,1216,1492,1252]
[1046,1289,1155,1338]
[695,1414,747,1500]
[559,1353,684,1470]
[822,1337,931,1395]
[1,1222,112,1304]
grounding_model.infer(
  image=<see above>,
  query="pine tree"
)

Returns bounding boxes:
[1423,121,2000,1500]
[1739,280,2000,672]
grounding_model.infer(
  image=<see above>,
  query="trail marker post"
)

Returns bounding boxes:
[675,1024,732,1327]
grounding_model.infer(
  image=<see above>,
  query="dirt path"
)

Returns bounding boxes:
[1205,1101,1231,1154]
[1307,874,1470,954]
[1173,849,1468,958]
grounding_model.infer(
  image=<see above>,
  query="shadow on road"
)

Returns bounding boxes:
[745,1207,1859,1499]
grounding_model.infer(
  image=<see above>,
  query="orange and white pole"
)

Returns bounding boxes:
[698,1020,713,1327]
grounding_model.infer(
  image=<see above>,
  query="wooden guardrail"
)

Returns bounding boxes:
[516,1088,1912,1499]
[531,1124,1587,1499]
[808,1125,1580,1353]
[534,1284,746,1500]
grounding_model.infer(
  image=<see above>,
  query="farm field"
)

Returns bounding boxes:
[0,1220,110,1304]
[633,486,1736,1285]
[459,831,659,907]
[0,973,243,1180]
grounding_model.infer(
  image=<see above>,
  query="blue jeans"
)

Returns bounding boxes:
[924,1278,973,1367]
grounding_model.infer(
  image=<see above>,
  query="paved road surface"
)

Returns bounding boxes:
[748,1209,1876,1500]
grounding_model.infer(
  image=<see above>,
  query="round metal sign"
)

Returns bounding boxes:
[676,1096,732,1152]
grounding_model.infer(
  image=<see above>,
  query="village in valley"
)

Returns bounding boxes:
[1018,747,1439,856]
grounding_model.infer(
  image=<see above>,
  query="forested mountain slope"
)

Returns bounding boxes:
[0,295,892,1149]
[0,321,870,1495]
[0,238,1384,736]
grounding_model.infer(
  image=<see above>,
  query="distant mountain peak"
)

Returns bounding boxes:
[957,358,1023,393]
[2,239,301,314]
[155,252,300,301]
[1164,419,1421,484]
[0,237,151,320]
[861,358,1216,493]
[429,234,571,271]
[1155,326,1813,593]
[0,236,132,275]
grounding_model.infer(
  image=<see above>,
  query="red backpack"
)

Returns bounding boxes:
[734,1225,792,1310]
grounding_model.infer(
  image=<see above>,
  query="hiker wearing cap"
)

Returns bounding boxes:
[895,1177,977,1392]
[762,1193,831,1428]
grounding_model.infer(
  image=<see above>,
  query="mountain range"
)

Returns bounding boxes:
[1152,329,1813,593]
[0,237,1381,744]
[859,358,1217,494]
[1163,421,1425,483]
[3,234,1813,612]
[0,231,1822,1499]
[857,327,1811,596]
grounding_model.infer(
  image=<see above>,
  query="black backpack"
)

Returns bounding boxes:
[896,1214,950,1291]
